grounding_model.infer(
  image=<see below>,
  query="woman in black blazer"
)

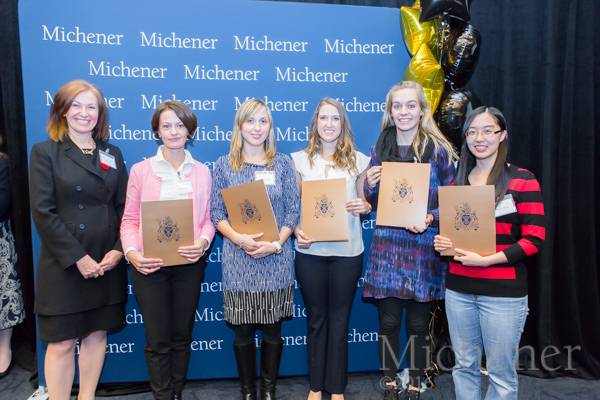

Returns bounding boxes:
[29,80,128,400]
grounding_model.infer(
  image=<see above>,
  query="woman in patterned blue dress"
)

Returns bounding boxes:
[362,81,457,400]
[210,99,300,400]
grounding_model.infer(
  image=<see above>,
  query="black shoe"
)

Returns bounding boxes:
[173,390,182,400]
[233,342,258,400]
[259,340,283,400]
[405,388,420,400]
[383,385,399,400]
[0,358,13,380]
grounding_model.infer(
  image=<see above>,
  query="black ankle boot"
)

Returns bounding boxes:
[233,342,258,400]
[405,388,420,400]
[383,385,399,400]
[259,340,283,400]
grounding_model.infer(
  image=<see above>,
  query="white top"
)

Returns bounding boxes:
[291,150,371,257]
[150,145,195,201]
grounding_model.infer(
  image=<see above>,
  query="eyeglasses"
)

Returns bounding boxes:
[465,128,502,138]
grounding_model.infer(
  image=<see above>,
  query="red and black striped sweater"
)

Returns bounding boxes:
[446,164,545,298]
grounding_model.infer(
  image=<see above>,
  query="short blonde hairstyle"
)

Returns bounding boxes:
[229,99,276,171]
[46,80,108,142]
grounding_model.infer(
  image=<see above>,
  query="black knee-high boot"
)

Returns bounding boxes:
[233,342,257,400]
[260,340,283,400]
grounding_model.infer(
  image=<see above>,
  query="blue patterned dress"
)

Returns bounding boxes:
[210,153,300,324]
[362,144,455,302]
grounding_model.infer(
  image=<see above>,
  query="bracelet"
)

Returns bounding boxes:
[237,234,247,249]
[364,202,372,214]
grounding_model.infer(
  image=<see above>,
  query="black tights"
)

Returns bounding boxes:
[233,321,283,346]
[378,297,431,387]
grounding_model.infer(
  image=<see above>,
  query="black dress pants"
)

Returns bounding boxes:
[130,260,205,400]
[295,251,363,394]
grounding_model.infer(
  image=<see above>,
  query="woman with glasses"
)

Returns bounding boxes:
[434,106,545,400]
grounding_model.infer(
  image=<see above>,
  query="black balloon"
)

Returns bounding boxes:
[419,0,471,23]
[441,24,481,90]
[435,90,482,149]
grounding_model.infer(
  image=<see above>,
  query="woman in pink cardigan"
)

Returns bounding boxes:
[120,100,215,400]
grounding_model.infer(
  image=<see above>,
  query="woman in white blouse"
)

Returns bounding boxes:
[291,98,371,400]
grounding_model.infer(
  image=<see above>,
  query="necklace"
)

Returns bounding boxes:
[81,140,96,155]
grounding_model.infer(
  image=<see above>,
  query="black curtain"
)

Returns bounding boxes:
[0,0,37,376]
[1,0,598,380]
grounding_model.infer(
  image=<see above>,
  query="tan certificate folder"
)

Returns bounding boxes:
[438,185,496,256]
[376,162,431,228]
[221,180,280,242]
[301,178,348,242]
[141,199,194,267]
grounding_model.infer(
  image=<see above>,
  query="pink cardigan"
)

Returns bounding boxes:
[120,158,215,254]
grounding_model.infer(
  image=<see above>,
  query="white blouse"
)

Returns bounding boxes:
[291,150,371,257]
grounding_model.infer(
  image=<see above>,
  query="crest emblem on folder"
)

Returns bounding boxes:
[454,203,479,231]
[157,215,181,242]
[392,178,414,203]
[238,198,261,224]
[314,193,335,218]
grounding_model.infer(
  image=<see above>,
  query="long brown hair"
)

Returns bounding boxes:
[455,106,511,202]
[304,98,359,175]
[46,80,109,142]
[381,81,457,163]
[229,99,276,172]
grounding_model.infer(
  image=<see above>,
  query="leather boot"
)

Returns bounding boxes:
[259,340,283,400]
[173,390,182,400]
[233,342,258,400]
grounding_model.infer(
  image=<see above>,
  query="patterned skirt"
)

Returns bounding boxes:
[223,285,294,325]
[0,220,25,330]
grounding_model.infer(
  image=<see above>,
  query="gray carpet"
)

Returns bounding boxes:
[1,363,600,400]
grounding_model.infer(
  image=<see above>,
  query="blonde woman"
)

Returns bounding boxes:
[210,99,300,400]
[362,81,457,400]
[291,98,371,400]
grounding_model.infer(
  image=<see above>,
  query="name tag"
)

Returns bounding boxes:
[177,181,194,194]
[99,150,117,169]
[255,170,275,185]
[495,194,517,217]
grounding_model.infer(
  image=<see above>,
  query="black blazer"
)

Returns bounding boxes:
[30,138,128,316]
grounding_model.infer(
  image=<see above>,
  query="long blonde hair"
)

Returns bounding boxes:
[229,99,276,172]
[304,98,359,175]
[381,81,457,163]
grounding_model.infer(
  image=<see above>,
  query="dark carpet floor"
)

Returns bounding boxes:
[1,363,600,400]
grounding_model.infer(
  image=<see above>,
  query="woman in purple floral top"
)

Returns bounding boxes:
[362,82,456,400]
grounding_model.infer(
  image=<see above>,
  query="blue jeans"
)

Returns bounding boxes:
[445,289,528,400]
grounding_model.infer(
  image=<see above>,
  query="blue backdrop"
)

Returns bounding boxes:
[19,0,410,384]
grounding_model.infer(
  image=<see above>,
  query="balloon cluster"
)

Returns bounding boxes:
[400,0,482,149]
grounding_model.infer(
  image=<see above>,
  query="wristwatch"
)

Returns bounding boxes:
[272,241,283,255]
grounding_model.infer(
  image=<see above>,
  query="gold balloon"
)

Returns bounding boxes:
[403,44,445,112]
[400,2,441,60]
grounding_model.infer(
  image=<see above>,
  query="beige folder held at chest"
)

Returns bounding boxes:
[438,185,496,256]
[221,179,280,242]
[375,162,431,228]
[141,199,194,267]
[301,178,348,242]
